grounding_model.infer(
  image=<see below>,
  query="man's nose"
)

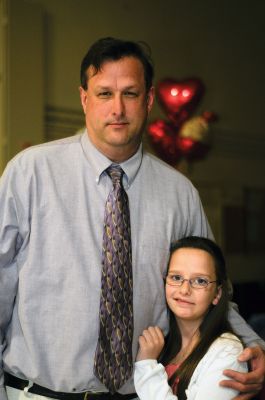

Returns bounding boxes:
[112,95,125,117]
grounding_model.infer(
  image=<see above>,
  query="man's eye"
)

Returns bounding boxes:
[98,92,111,97]
[124,91,138,97]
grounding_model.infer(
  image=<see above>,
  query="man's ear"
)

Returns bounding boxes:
[212,286,222,305]
[147,86,155,114]
[79,86,87,114]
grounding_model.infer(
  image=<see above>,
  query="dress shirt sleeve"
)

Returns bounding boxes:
[0,160,24,395]
[186,335,248,400]
[228,303,265,349]
[134,359,178,400]
[188,187,214,240]
[191,188,264,349]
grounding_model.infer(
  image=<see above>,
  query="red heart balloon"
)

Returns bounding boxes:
[147,119,182,165]
[157,78,205,124]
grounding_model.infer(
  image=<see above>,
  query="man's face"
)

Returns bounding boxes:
[79,57,154,162]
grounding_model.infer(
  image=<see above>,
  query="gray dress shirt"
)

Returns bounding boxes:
[0,132,263,399]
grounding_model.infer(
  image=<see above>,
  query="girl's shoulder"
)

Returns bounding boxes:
[216,332,242,342]
[209,332,244,353]
[193,332,245,376]
[186,333,247,399]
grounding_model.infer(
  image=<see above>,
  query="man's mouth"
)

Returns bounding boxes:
[107,121,128,126]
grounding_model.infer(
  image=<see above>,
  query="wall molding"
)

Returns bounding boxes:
[45,106,265,159]
[45,105,85,141]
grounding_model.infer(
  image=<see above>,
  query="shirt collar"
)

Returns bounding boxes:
[80,129,143,189]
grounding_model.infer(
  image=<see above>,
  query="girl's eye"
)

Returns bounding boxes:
[194,277,209,287]
[172,274,182,281]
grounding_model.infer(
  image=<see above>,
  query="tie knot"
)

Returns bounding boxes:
[106,165,124,185]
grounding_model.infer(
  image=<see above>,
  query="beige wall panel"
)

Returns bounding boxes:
[8,0,44,158]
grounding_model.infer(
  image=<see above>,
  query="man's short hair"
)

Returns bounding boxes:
[80,37,154,91]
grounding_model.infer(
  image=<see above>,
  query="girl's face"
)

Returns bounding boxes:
[165,248,222,324]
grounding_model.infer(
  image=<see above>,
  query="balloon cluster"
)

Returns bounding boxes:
[147,78,218,165]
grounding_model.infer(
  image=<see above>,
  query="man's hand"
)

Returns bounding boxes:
[136,326,165,361]
[220,346,265,400]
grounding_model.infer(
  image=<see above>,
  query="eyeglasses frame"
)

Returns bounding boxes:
[165,275,218,289]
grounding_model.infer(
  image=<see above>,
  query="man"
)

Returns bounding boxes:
[0,37,264,400]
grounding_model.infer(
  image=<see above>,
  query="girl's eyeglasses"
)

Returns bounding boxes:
[166,274,217,289]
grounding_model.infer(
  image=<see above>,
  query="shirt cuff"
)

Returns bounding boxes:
[247,340,265,351]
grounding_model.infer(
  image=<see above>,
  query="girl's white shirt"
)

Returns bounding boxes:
[134,332,248,400]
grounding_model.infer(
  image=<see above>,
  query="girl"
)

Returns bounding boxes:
[134,236,248,400]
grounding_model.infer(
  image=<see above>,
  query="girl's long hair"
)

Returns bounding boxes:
[159,236,236,400]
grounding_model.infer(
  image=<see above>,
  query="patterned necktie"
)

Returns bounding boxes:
[94,165,133,393]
